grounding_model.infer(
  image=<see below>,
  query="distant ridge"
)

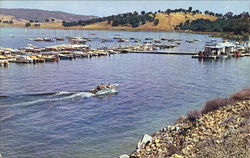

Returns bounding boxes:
[0,8,98,22]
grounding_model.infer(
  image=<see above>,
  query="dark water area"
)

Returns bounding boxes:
[0,28,250,158]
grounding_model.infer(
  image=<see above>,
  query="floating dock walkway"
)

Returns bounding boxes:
[129,51,250,58]
[129,51,196,55]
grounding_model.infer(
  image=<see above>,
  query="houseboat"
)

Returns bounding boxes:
[192,42,235,60]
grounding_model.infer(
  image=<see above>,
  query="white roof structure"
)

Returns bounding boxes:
[205,42,235,49]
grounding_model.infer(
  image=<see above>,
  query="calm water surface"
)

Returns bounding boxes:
[1,28,222,52]
[0,28,250,158]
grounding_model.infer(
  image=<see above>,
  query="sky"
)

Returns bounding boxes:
[0,1,249,17]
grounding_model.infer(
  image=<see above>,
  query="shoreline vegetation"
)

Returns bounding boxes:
[1,24,247,42]
[1,8,249,41]
[119,88,250,158]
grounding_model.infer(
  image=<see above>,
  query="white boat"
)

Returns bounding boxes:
[15,55,34,63]
[90,84,118,95]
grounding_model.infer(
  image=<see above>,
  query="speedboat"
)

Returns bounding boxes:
[90,84,118,95]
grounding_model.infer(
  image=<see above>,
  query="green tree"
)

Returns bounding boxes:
[133,11,139,16]
[154,19,159,25]
[204,10,209,15]
[25,23,31,27]
[188,7,192,12]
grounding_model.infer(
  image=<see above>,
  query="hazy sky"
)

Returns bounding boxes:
[1,1,249,17]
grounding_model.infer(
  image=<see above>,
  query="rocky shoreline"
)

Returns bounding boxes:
[120,89,250,158]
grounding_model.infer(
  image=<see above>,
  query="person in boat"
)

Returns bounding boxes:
[96,84,103,90]
[96,83,106,90]
[106,83,113,89]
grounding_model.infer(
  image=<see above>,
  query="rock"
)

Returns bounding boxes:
[119,154,129,158]
[176,115,187,124]
[137,134,152,149]
[220,117,235,125]
[161,127,167,132]
[146,148,151,152]
[126,99,250,158]
[167,125,172,130]
[171,154,184,158]
[176,126,180,132]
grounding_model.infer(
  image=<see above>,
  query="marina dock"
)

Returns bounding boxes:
[129,51,196,55]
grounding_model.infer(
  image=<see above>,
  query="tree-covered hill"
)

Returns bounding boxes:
[176,12,250,40]
[62,7,216,28]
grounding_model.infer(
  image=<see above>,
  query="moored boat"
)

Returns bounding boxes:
[15,55,34,63]
[118,38,129,42]
[0,55,9,66]
[55,37,64,41]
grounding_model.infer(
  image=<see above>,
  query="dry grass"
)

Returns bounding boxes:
[187,110,201,122]
[0,14,28,25]
[136,12,217,31]
[201,98,234,115]
[16,12,216,31]
[230,88,250,101]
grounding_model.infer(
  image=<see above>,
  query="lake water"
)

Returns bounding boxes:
[1,28,222,52]
[0,28,250,158]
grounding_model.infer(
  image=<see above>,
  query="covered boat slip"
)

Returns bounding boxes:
[191,42,244,60]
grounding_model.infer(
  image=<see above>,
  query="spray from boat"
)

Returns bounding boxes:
[2,84,119,107]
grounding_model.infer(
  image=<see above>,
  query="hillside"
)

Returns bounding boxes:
[136,12,217,31]
[0,9,218,32]
[61,12,217,31]
[0,8,97,22]
[0,14,28,25]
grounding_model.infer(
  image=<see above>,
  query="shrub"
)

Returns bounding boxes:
[201,98,233,114]
[230,88,250,101]
[187,110,201,122]
[166,144,179,156]
[154,19,159,25]
[25,23,31,27]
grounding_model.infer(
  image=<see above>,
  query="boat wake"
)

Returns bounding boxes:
[54,91,75,96]
[2,84,119,107]
[6,91,95,107]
